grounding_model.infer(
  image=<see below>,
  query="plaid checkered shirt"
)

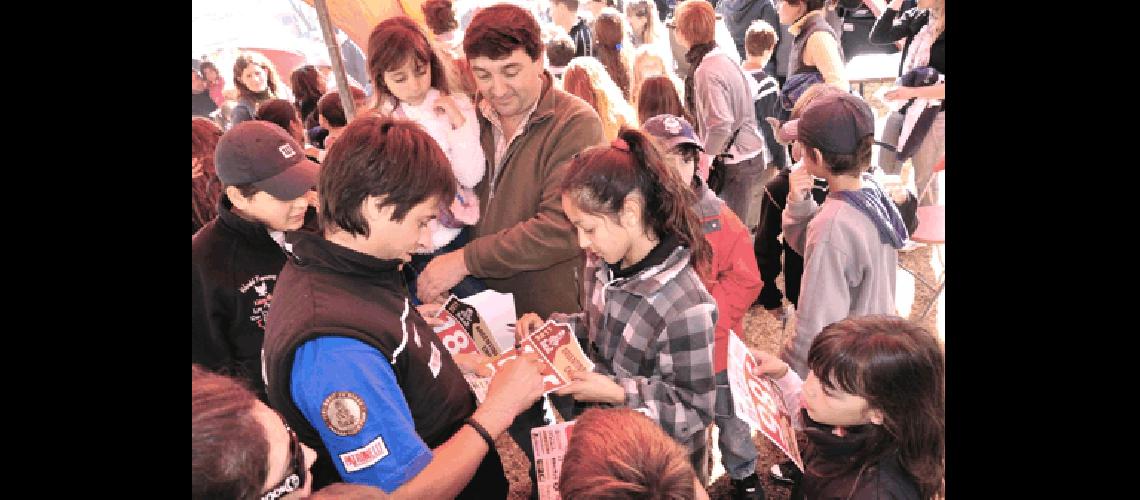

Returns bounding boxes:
[551,246,718,453]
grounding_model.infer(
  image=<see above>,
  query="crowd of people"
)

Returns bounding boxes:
[192,0,945,498]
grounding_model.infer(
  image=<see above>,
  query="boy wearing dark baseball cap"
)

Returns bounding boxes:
[778,93,910,377]
[643,114,765,499]
[192,120,319,402]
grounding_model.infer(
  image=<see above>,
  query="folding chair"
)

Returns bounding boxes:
[901,157,944,320]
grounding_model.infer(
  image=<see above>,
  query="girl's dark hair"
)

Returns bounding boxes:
[320,116,457,236]
[637,75,690,125]
[232,52,281,102]
[192,364,269,500]
[367,16,451,102]
[463,4,543,62]
[290,65,325,129]
[807,315,945,499]
[422,0,459,36]
[199,61,219,79]
[592,8,632,100]
[254,99,300,136]
[560,127,712,279]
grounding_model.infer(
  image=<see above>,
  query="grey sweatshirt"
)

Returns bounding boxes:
[693,47,766,165]
[780,174,900,377]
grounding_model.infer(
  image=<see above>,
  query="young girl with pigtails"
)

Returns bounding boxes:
[515,127,719,484]
[365,15,487,300]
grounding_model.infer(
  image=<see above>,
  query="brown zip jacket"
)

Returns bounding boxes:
[464,71,606,317]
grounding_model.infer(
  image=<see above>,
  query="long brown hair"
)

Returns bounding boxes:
[637,75,690,125]
[366,16,451,105]
[560,127,712,279]
[232,52,283,103]
[807,316,945,499]
[592,8,633,101]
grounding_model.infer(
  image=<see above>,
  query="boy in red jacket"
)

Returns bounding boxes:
[644,114,765,499]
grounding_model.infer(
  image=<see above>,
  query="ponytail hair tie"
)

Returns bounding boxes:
[612,138,630,151]
[615,42,623,51]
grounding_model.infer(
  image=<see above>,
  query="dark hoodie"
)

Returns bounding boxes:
[834,175,909,249]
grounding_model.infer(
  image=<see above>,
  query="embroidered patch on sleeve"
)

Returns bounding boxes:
[429,342,442,378]
[339,435,390,473]
[321,392,368,436]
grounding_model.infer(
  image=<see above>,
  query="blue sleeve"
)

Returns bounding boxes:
[291,337,433,492]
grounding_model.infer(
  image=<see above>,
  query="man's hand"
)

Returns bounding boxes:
[476,353,547,433]
[555,370,625,404]
[417,249,469,305]
[416,303,446,327]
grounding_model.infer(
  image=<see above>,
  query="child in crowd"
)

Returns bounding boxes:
[199,61,226,108]
[630,44,683,115]
[561,56,638,140]
[742,19,788,170]
[516,127,718,483]
[545,31,577,79]
[314,87,366,154]
[779,92,908,377]
[752,315,944,499]
[192,121,319,403]
[366,15,487,301]
[753,84,838,321]
[255,99,320,163]
[643,113,765,500]
[560,407,711,500]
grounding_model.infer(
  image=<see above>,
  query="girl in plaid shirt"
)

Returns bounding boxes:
[517,127,719,484]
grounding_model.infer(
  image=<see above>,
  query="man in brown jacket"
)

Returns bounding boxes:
[416,4,606,320]
[416,5,606,498]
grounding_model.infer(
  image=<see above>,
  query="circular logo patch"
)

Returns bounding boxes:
[321,391,367,436]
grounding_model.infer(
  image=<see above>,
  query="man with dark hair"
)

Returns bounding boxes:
[262,116,548,496]
[192,120,319,404]
[549,0,594,58]
[417,3,606,497]
[779,92,909,377]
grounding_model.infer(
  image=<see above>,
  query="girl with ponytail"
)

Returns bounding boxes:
[515,127,718,485]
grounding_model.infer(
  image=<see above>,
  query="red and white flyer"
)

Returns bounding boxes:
[531,420,576,500]
[433,295,502,357]
[483,321,593,396]
[726,333,804,471]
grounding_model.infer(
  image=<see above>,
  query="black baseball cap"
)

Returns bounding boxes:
[215,121,319,200]
[781,92,875,155]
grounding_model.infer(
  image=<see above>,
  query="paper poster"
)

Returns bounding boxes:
[463,373,490,404]
[726,333,804,471]
[531,420,576,500]
[484,321,592,396]
[432,296,479,356]
[458,289,518,353]
[437,295,501,357]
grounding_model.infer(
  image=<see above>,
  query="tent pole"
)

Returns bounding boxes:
[312,0,356,122]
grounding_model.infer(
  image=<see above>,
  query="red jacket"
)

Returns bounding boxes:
[694,184,762,373]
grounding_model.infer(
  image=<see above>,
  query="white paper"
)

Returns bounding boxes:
[459,289,518,353]
[531,420,576,500]
[726,333,804,471]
